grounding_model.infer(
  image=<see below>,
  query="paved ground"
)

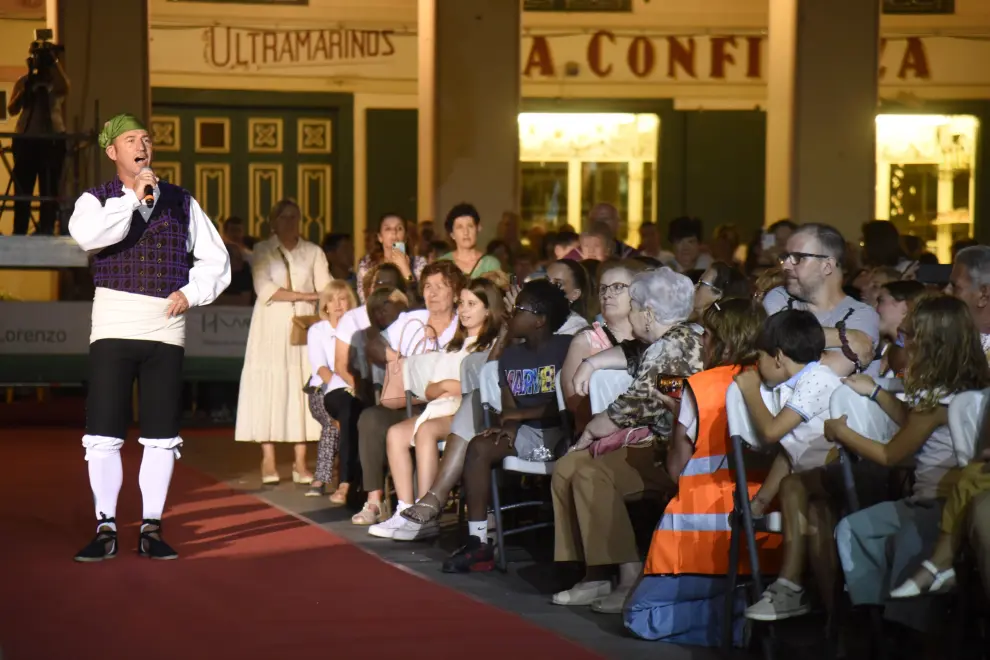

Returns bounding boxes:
[182,433,743,660]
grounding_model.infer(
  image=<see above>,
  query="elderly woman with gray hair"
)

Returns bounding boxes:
[551,267,704,614]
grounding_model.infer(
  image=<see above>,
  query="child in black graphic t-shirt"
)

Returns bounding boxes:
[442,279,574,573]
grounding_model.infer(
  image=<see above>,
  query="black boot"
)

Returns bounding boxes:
[137,519,178,560]
[74,514,118,563]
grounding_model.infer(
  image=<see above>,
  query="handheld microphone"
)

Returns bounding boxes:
[140,166,155,208]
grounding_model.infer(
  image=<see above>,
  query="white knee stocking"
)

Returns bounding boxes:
[83,434,124,531]
[139,446,176,521]
[87,451,123,530]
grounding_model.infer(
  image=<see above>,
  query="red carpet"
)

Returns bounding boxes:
[0,428,603,660]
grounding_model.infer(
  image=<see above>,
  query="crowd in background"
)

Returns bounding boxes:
[218,196,990,656]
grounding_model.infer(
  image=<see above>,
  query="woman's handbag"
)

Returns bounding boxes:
[379,318,437,409]
[277,248,319,346]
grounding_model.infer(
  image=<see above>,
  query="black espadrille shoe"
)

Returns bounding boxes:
[137,519,178,560]
[74,514,118,563]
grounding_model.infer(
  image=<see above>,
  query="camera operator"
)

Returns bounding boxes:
[6,32,69,235]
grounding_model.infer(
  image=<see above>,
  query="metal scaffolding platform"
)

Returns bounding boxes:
[0,106,100,268]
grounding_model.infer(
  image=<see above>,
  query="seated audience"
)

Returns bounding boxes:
[441,280,574,572]
[552,230,581,260]
[661,216,711,274]
[831,295,990,634]
[890,442,990,598]
[625,299,776,645]
[304,280,357,496]
[737,310,844,523]
[369,279,504,539]
[560,259,644,433]
[763,223,879,377]
[352,261,464,525]
[860,266,902,308]
[871,279,925,378]
[546,259,593,335]
[556,268,704,612]
[691,261,749,321]
[486,239,512,272]
[327,264,404,504]
[580,223,614,262]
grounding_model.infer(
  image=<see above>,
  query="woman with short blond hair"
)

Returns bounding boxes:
[304,280,357,497]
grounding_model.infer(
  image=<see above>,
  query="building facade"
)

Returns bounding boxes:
[1,0,988,262]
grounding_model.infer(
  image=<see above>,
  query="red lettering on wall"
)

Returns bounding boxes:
[587,30,615,77]
[898,37,931,79]
[745,36,762,79]
[709,36,736,79]
[667,37,696,79]
[524,36,555,77]
[627,37,655,78]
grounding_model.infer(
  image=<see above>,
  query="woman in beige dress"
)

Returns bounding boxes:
[235,199,333,483]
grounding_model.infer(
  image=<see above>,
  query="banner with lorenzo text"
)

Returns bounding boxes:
[0,303,252,358]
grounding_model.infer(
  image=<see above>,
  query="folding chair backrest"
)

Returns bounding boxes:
[479,360,502,414]
[875,376,904,393]
[403,352,441,401]
[555,371,566,412]
[829,384,898,445]
[725,381,777,450]
[459,351,490,395]
[349,329,371,380]
[589,369,634,415]
[948,388,989,466]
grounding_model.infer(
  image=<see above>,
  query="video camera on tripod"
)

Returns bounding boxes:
[27,28,64,80]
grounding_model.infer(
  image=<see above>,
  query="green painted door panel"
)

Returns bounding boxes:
[366,108,418,227]
[150,88,354,243]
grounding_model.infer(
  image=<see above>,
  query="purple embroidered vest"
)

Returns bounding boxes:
[88,177,192,299]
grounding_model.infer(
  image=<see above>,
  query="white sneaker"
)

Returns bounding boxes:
[392,517,440,541]
[368,510,410,539]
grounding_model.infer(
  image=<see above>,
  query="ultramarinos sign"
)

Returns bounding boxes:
[150,24,986,87]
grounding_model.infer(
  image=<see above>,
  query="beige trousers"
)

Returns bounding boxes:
[968,489,990,598]
[551,445,673,567]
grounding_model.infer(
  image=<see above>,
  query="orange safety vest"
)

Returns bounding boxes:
[644,365,782,576]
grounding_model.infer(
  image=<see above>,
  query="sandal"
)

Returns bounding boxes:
[890,560,956,598]
[305,483,326,497]
[401,492,442,524]
[329,483,349,506]
[351,502,381,526]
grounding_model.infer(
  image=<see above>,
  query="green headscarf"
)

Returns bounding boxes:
[98,113,147,150]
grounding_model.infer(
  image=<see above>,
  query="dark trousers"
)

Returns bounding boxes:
[357,405,407,492]
[11,137,66,235]
[323,389,366,485]
[86,338,184,439]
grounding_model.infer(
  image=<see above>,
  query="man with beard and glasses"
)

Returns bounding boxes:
[67,113,230,562]
[762,222,878,377]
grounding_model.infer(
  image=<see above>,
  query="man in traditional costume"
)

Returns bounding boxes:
[68,113,231,561]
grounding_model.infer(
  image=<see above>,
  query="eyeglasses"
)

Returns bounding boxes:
[513,304,541,315]
[695,279,723,298]
[599,282,630,298]
[778,252,831,266]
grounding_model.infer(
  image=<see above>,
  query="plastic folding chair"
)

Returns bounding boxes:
[948,388,989,467]
[478,360,563,571]
[827,384,903,659]
[589,369,634,415]
[829,384,898,512]
[402,352,439,419]
[724,381,780,659]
